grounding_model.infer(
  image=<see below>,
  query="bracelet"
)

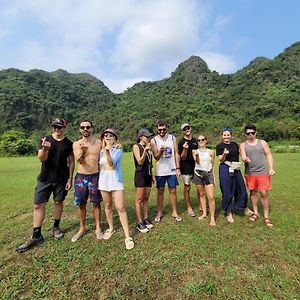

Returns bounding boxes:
[176,167,180,170]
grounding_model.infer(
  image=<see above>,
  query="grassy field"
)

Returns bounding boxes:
[0,153,299,300]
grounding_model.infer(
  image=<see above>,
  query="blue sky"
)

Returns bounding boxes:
[0,0,299,92]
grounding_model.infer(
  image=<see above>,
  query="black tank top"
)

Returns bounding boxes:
[133,144,153,176]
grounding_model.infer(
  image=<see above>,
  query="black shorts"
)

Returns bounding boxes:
[134,173,152,188]
[34,180,68,204]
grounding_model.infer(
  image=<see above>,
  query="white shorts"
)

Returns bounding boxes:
[181,174,193,185]
[98,170,124,192]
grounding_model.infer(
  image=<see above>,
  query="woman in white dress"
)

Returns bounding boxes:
[98,128,134,250]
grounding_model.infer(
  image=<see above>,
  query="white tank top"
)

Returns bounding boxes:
[195,149,212,172]
[154,134,176,176]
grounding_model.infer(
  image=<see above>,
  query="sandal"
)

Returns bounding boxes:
[102,229,115,240]
[95,230,104,240]
[125,237,135,250]
[249,213,259,222]
[264,218,274,227]
[187,210,196,217]
[209,220,216,226]
[244,207,254,216]
[226,213,234,223]
[198,214,207,221]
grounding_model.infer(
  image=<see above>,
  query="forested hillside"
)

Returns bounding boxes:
[0,42,299,143]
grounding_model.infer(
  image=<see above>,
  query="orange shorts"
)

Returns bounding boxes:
[245,174,272,191]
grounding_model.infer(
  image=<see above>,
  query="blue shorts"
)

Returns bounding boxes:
[74,173,102,206]
[156,175,178,188]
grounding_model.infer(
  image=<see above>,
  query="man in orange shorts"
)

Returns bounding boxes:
[240,124,275,227]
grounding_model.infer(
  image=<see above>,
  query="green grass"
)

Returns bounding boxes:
[0,153,300,299]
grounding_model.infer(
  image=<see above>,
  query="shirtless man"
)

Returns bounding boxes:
[71,120,103,242]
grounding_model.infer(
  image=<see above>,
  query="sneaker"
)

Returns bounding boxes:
[16,236,44,253]
[137,222,149,233]
[50,227,64,240]
[95,230,104,240]
[143,218,154,229]
[102,229,115,240]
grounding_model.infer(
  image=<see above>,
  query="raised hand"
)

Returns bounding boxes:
[183,141,189,149]
[80,142,88,153]
[41,137,51,151]
[160,145,166,153]
[223,148,229,155]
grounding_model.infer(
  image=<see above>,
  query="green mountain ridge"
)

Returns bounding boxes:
[0,41,299,142]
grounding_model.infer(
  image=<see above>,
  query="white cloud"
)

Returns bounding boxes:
[103,76,152,93]
[0,0,237,91]
[110,0,208,77]
[198,52,237,74]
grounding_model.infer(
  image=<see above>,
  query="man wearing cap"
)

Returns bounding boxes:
[150,120,182,222]
[178,123,198,217]
[133,128,154,233]
[71,120,104,242]
[16,118,74,253]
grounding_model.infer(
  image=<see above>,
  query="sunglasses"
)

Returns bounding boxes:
[222,127,232,132]
[104,133,114,138]
[53,125,63,130]
[158,128,167,132]
[80,126,91,130]
[246,131,256,136]
[182,126,191,131]
[198,138,206,142]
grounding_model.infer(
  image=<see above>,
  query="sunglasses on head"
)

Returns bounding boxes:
[182,126,191,131]
[198,138,206,142]
[158,128,166,132]
[80,125,91,130]
[222,127,232,132]
[246,131,256,136]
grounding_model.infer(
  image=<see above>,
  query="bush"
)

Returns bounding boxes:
[121,140,135,152]
[0,130,36,156]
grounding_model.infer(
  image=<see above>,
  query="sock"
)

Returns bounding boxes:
[32,227,41,239]
[53,219,60,228]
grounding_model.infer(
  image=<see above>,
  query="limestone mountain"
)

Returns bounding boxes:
[0,41,299,142]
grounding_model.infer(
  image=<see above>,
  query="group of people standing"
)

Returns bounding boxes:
[16,118,275,253]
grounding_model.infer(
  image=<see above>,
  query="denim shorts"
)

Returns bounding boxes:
[156,175,178,188]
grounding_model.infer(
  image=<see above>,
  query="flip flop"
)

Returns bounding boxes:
[154,215,163,223]
[125,237,135,250]
[71,231,85,242]
[173,215,182,222]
